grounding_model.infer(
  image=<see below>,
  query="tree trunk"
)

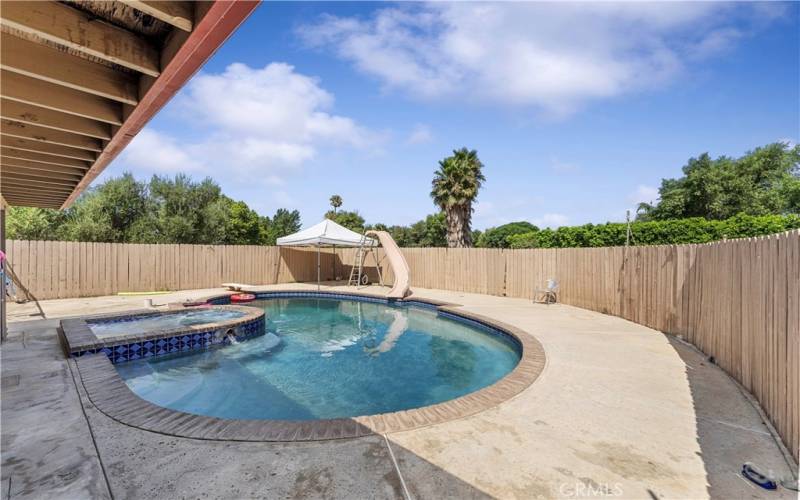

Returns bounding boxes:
[445,205,472,248]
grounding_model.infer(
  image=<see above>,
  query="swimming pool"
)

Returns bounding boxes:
[115,296,521,420]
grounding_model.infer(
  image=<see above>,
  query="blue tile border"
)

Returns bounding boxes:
[72,316,265,364]
[62,305,265,365]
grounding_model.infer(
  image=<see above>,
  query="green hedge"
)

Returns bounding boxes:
[506,213,800,249]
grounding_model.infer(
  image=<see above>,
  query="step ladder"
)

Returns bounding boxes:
[348,234,384,288]
[348,234,369,286]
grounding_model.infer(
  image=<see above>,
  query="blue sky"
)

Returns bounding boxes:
[105,1,800,230]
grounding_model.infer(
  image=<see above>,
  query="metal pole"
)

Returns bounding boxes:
[625,210,631,247]
[332,244,337,281]
[1,203,6,342]
[317,245,320,291]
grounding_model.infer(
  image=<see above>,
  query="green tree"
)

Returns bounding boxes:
[263,208,301,245]
[407,213,447,247]
[476,221,539,248]
[6,207,66,240]
[506,214,800,248]
[5,172,301,246]
[639,142,800,221]
[57,173,149,242]
[431,148,486,247]
[378,225,411,247]
[329,194,342,214]
[325,209,365,232]
[507,231,539,249]
[147,174,223,243]
[204,197,262,245]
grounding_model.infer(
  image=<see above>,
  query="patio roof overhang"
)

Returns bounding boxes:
[0,0,259,209]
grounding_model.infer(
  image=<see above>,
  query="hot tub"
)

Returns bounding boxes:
[61,305,264,364]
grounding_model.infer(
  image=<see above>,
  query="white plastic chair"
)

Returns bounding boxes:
[535,279,559,304]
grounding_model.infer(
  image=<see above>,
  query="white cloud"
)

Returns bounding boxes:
[121,129,205,174]
[406,123,433,144]
[533,213,569,229]
[299,3,780,117]
[689,27,742,59]
[778,138,797,148]
[628,185,659,205]
[119,63,377,185]
[184,63,373,148]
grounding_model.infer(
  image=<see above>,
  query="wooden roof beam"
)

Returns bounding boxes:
[1,162,86,180]
[2,186,68,198]
[1,182,71,196]
[1,71,123,125]
[119,1,194,32]
[0,148,90,170]
[0,137,96,162]
[1,178,76,193]
[0,1,160,77]
[1,190,66,203]
[0,164,81,184]
[2,186,68,199]
[3,189,64,199]
[2,171,80,187]
[1,99,111,140]
[1,195,64,209]
[0,152,89,173]
[0,33,139,105]
[1,120,103,152]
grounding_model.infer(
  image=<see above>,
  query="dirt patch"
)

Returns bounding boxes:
[573,441,676,480]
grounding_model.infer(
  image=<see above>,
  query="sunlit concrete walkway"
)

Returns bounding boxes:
[3,284,796,499]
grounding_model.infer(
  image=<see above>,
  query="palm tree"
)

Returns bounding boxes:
[329,195,342,214]
[430,148,485,247]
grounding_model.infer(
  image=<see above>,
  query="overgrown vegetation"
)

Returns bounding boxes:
[505,214,800,248]
[8,142,798,248]
[637,142,799,220]
[7,174,300,245]
[476,222,538,248]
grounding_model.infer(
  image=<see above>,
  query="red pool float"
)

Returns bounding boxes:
[230,293,256,303]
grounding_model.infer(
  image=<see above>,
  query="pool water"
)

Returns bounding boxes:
[115,298,521,420]
[89,308,247,338]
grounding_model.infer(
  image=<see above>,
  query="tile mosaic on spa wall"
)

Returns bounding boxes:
[67,314,265,364]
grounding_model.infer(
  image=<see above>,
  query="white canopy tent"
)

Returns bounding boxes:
[276,219,376,289]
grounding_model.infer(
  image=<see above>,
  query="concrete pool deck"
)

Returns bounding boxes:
[2,284,796,499]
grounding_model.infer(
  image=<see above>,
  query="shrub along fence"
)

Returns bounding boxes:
[5,230,798,461]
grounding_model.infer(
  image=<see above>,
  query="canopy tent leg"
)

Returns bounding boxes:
[317,245,321,290]
[332,244,337,281]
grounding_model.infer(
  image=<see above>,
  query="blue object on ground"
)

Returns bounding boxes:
[742,463,777,490]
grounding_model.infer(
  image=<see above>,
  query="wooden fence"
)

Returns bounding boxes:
[5,231,798,461]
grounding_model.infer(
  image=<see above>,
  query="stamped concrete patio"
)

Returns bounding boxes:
[2,284,795,499]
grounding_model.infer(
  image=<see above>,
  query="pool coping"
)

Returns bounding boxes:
[73,289,547,441]
[60,305,265,359]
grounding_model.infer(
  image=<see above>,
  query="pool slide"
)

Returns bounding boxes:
[365,230,411,299]
[365,310,409,356]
